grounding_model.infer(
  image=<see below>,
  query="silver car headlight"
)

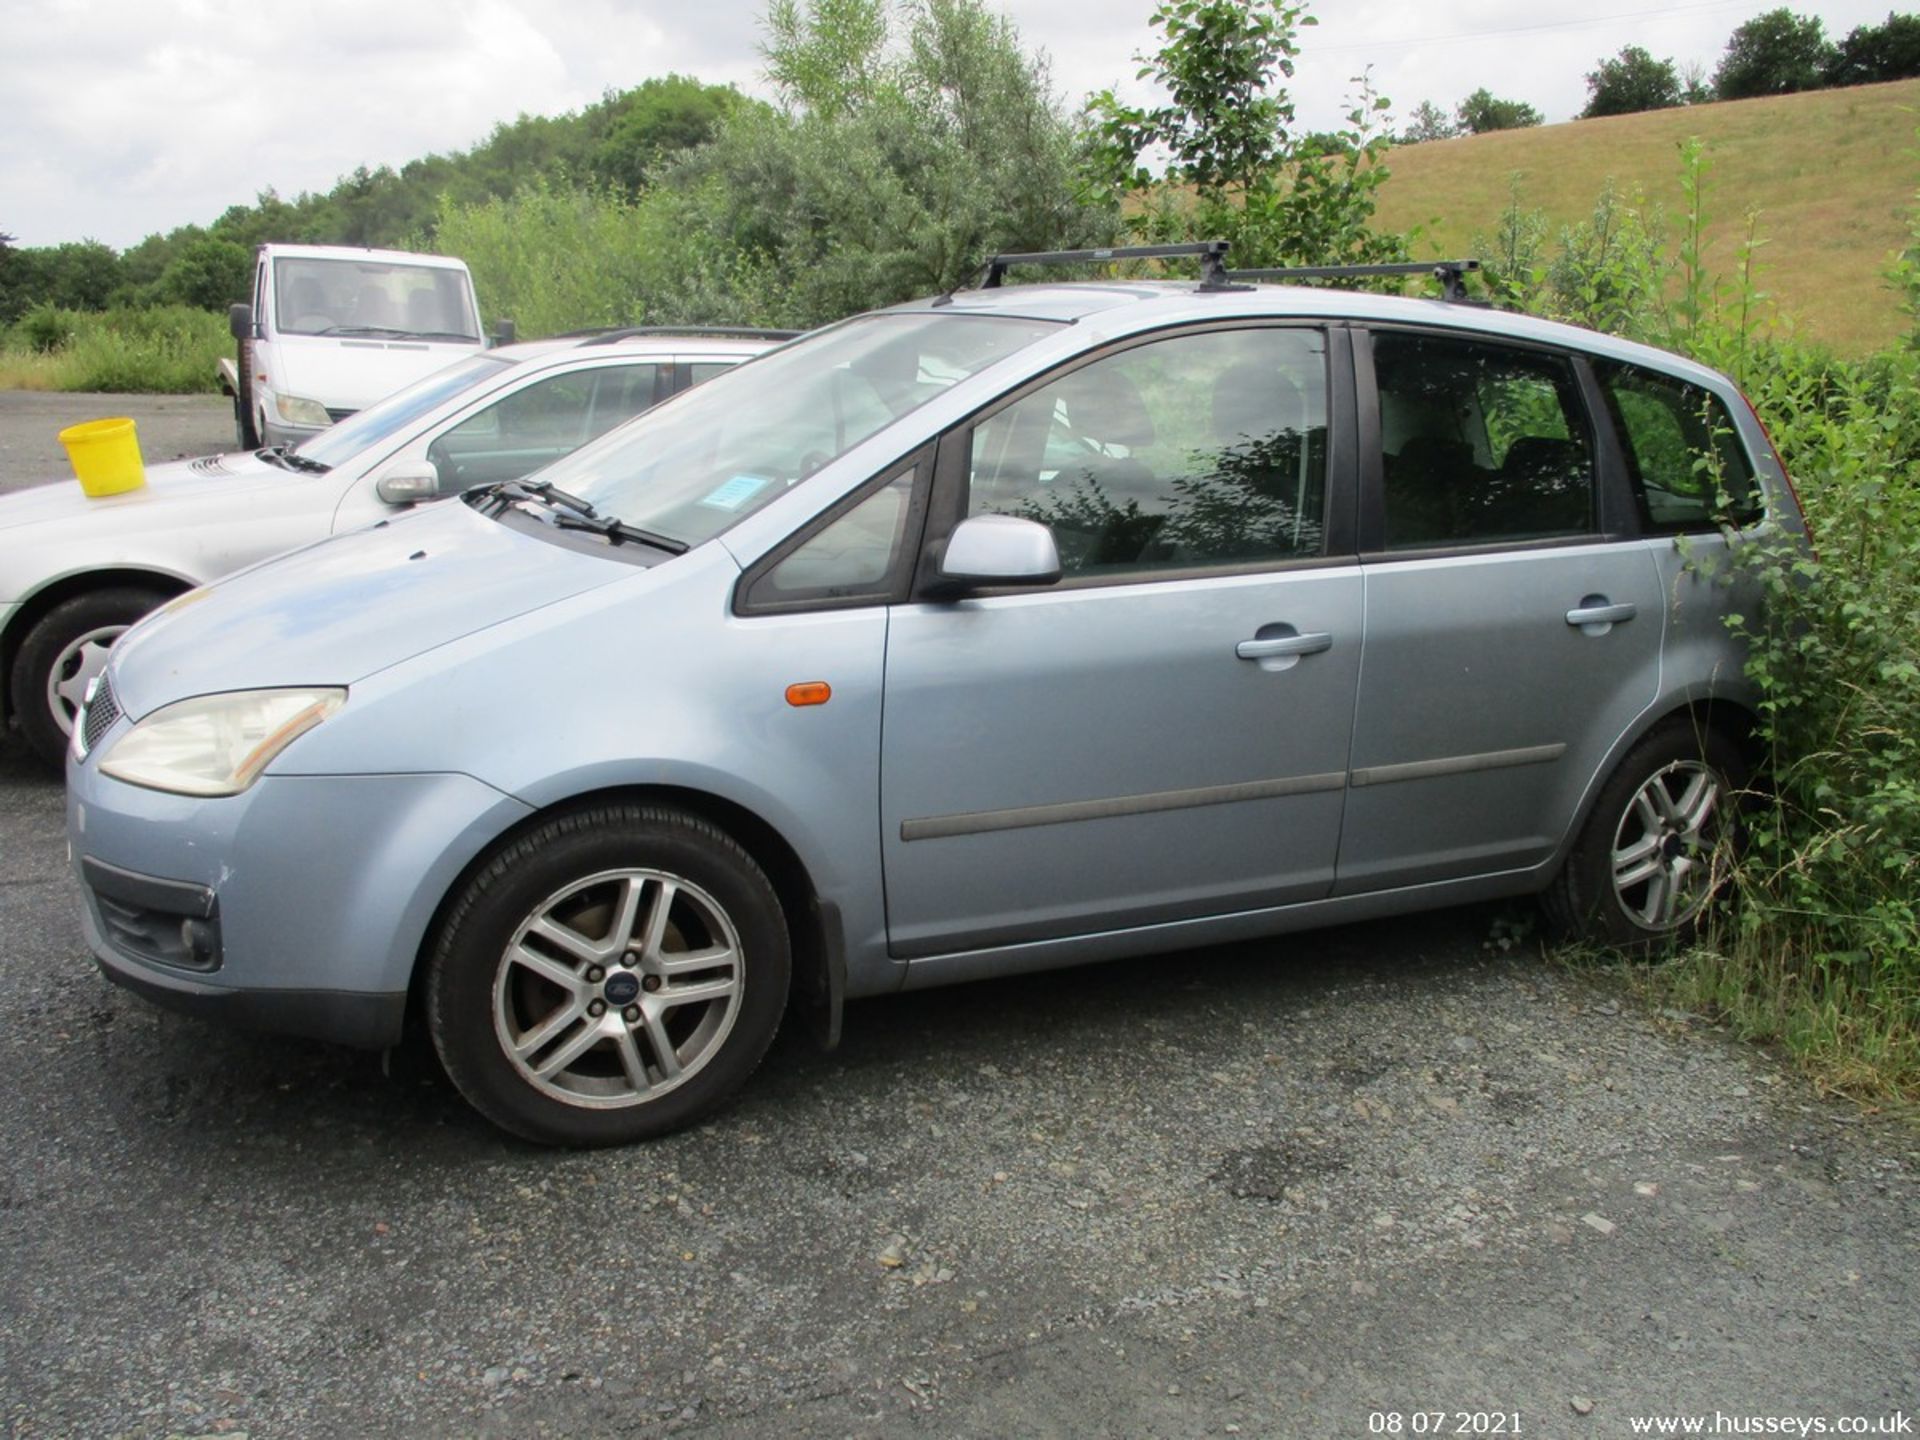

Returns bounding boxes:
[272,391,333,428]
[98,688,346,796]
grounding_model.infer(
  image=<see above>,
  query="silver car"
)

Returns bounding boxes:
[65,253,1807,1146]
[1,328,778,766]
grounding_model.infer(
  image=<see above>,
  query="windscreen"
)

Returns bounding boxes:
[272,256,481,340]
[528,313,1059,549]
[291,354,512,468]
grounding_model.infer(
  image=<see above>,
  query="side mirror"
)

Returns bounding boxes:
[933,515,1061,595]
[375,460,442,505]
[491,318,516,347]
[228,303,255,341]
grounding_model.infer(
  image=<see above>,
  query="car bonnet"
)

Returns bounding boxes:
[0,453,287,535]
[104,498,631,722]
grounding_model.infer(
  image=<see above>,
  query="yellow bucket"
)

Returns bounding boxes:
[59,417,146,497]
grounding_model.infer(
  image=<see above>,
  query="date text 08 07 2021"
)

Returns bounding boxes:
[1368,1414,1522,1436]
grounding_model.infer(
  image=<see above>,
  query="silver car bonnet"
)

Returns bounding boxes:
[105,499,633,721]
[0,452,282,533]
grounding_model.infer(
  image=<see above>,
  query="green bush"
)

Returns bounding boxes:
[1674,338,1920,1093]
[0,305,227,393]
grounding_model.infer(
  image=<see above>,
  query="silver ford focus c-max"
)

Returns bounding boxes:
[65,250,1808,1146]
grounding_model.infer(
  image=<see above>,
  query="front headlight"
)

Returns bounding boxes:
[272,391,333,428]
[99,688,346,796]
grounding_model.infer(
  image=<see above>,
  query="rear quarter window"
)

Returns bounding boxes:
[1595,360,1762,532]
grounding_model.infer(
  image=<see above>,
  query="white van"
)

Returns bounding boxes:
[218,244,488,448]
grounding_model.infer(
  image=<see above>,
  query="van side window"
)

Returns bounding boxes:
[1371,331,1595,548]
[1594,361,1762,531]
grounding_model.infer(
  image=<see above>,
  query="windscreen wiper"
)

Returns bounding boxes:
[481,479,689,554]
[319,325,413,338]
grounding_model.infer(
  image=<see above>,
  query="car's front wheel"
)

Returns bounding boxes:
[9,586,167,770]
[426,804,790,1146]
[1546,718,1749,949]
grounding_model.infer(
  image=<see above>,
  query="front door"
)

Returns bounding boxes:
[880,324,1363,958]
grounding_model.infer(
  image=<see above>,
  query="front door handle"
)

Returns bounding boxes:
[1566,599,1637,630]
[1236,631,1333,661]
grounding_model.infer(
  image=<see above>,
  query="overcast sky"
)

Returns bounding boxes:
[0,0,1902,250]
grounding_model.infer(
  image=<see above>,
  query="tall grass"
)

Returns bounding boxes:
[0,306,227,393]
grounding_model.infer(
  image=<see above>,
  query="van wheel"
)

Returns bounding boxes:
[426,804,790,1146]
[1545,719,1748,950]
[9,587,166,770]
[235,340,259,448]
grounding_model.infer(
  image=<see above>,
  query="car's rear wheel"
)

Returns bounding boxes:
[1545,719,1748,950]
[9,587,166,770]
[426,804,790,1146]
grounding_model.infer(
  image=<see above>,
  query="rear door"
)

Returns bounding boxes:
[878,324,1364,958]
[1335,327,1664,893]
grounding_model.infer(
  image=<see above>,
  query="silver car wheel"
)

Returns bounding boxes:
[492,867,743,1110]
[1609,759,1726,932]
[45,623,128,736]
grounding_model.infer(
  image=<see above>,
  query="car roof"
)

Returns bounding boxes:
[885,280,1738,393]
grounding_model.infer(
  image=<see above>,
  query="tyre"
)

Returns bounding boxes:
[235,340,259,449]
[426,804,790,1146]
[9,587,167,770]
[1545,718,1749,950]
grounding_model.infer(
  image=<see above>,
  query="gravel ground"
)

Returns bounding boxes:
[0,391,233,495]
[1,395,1916,1438]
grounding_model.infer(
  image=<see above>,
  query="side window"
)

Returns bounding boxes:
[425,365,659,492]
[1372,331,1595,548]
[965,327,1329,579]
[745,468,917,608]
[689,362,735,386]
[1595,361,1762,531]
[587,365,662,439]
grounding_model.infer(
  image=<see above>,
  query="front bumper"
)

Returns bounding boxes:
[69,761,534,1049]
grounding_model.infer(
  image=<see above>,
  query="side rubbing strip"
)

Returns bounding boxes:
[1348,743,1566,789]
[900,772,1349,843]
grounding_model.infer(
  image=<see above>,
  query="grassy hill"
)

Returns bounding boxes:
[1372,79,1920,354]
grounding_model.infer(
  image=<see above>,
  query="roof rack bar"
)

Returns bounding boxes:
[982,241,1232,290]
[1222,259,1482,303]
[571,325,802,346]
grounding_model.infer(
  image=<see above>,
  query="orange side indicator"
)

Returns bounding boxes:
[785,681,832,708]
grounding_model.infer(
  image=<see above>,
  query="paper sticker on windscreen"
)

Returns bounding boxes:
[699,475,771,511]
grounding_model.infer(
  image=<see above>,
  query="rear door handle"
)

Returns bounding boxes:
[1236,631,1333,661]
[1565,600,1637,628]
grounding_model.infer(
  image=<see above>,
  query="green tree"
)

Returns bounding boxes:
[441,0,1115,333]
[1581,46,1683,118]
[762,0,890,120]
[1400,99,1458,143]
[1455,88,1542,133]
[1825,12,1920,86]
[1713,9,1835,99]
[593,75,748,193]
[1086,0,1405,269]
[158,235,253,309]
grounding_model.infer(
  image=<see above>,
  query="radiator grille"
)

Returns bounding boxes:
[79,673,121,757]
